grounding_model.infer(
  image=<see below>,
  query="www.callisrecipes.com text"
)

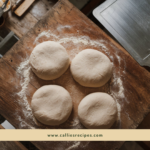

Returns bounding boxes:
[47,133,103,138]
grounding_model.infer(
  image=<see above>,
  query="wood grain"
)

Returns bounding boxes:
[5,0,56,38]
[5,10,38,38]
[15,0,35,17]
[28,0,51,20]
[1,0,150,150]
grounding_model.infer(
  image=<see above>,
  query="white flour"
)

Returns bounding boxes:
[115,77,125,99]
[109,53,126,123]
[34,30,58,44]
[67,142,81,150]
[82,142,90,148]
[17,116,35,129]
[69,117,83,129]
[57,25,71,32]
[110,77,124,121]
[34,30,107,51]
[17,61,30,99]
[70,118,80,127]
[116,102,121,121]
[17,60,31,112]
[17,59,36,127]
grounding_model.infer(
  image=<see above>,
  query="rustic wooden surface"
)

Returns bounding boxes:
[15,0,36,17]
[1,0,150,150]
[5,0,57,38]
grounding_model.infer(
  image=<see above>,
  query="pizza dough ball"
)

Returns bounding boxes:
[29,41,70,80]
[78,92,117,129]
[70,49,113,87]
[31,85,72,126]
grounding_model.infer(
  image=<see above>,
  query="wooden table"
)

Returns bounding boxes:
[5,0,57,38]
[1,0,150,150]
[1,0,55,149]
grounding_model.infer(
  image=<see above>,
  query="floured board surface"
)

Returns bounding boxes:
[1,0,150,150]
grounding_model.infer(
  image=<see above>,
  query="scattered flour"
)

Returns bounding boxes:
[17,60,31,112]
[70,118,80,127]
[82,142,90,148]
[116,55,121,65]
[34,30,58,44]
[34,30,107,51]
[115,78,125,99]
[57,25,71,32]
[116,102,121,121]
[110,54,126,122]
[109,54,125,123]
[110,77,125,121]
[66,142,81,150]
[17,116,35,129]
[17,59,36,127]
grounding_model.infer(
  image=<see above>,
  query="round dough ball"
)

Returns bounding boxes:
[29,41,70,80]
[31,85,72,126]
[78,92,117,129]
[70,49,113,87]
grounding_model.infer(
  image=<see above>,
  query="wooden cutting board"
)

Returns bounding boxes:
[1,0,150,149]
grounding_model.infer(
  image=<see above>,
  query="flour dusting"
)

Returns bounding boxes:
[82,142,90,148]
[17,59,36,127]
[110,77,125,121]
[34,30,58,44]
[57,25,71,32]
[115,78,125,99]
[66,142,81,150]
[17,60,31,112]
[110,77,125,99]
[17,116,35,129]
[116,102,121,121]
[34,30,107,51]
[70,118,80,126]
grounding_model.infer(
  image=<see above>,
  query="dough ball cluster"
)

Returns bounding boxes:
[30,42,117,128]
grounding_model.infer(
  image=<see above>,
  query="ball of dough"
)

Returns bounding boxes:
[29,41,70,80]
[70,49,113,87]
[78,92,117,129]
[31,85,72,126]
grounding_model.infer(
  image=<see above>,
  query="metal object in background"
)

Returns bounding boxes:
[0,31,19,57]
[93,0,150,67]
[1,120,15,129]
[0,28,18,127]
[0,0,9,17]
